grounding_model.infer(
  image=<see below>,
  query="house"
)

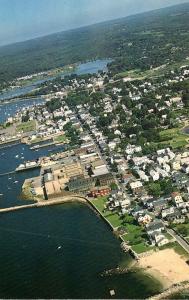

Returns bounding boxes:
[129,181,143,194]
[137,170,149,182]
[161,206,175,218]
[138,214,153,226]
[131,205,145,217]
[152,198,168,214]
[171,161,181,171]
[166,210,186,224]
[171,192,184,208]
[121,173,134,184]
[146,220,165,235]
[182,164,189,174]
[149,170,159,181]
[150,232,169,247]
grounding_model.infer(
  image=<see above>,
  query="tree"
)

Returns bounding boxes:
[182,92,189,107]
[148,182,161,197]
[177,225,188,237]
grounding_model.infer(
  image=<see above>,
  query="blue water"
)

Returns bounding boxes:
[0,148,163,299]
[0,97,44,124]
[0,59,111,101]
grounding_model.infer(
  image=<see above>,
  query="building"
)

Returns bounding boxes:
[130,181,143,194]
[97,173,115,186]
[90,186,111,197]
[150,232,169,247]
[146,220,165,235]
[171,192,184,208]
[68,176,94,193]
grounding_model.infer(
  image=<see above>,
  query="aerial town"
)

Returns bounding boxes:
[1,60,189,259]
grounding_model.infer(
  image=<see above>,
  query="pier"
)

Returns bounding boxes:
[0,196,87,214]
[0,170,16,177]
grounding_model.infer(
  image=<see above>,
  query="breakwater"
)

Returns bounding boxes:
[0,196,87,214]
[148,281,189,300]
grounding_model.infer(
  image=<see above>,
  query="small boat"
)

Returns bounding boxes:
[57,246,62,250]
[0,194,3,197]
[8,177,12,180]
[14,181,18,184]
[15,155,19,158]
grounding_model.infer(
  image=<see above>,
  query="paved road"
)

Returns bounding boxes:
[167,228,189,254]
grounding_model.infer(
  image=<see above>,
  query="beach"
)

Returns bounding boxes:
[138,248,189,289]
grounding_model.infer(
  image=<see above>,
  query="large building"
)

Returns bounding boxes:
[67,175,95,193]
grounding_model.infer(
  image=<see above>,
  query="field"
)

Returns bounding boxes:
[159,127,189,149]
[54,134,68,144]
[16,120,36,133]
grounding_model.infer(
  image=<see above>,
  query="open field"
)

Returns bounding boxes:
[16,120,36,133]
[114,58,189,81]
[159,127,189,149]
[54,134,68,144]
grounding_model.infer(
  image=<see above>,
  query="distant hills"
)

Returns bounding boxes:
[0,2,189,84]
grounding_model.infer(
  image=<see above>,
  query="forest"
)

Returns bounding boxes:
[0,3,189,85]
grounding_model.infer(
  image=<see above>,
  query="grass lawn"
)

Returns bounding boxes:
[105,212,122,228]
[91,197,154,253]
[164,232,173,240]
[159,127,189,149]
[90,196,107,213]
[54,134,68,144]
[132,242,153,254]
[16,120,36,133]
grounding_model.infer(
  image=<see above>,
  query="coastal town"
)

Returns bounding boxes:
[1,57,189,279]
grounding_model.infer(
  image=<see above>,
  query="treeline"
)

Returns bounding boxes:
[0,3,189,84]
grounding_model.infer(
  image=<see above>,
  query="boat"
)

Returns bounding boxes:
[15,155,19,158]
[0,194,3,196]
[14,181,18,184]
[15,160,41,172]
[57,246,62,250]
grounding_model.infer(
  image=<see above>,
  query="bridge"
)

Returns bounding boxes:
[0,196,88,214]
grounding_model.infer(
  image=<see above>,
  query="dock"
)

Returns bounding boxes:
[30,142,56,150]
[0,196,87,214]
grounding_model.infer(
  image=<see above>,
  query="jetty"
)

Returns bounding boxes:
[0,196,87,214]
[148,281,189,300]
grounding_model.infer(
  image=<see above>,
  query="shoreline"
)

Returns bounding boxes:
[1,194,188,298]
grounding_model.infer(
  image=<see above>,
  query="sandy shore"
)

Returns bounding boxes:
[138,248,189,289]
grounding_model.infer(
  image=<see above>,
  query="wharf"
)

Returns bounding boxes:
[30,142,56,150]
[0,138,21,148]
[15,163,41,172]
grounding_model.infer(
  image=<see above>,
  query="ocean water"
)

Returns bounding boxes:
[0,144,163,299]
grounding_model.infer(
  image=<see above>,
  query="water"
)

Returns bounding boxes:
[0,59,111,101]
[0,97,44,124]
[0,144,163,299]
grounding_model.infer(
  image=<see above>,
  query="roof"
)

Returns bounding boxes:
[146,220,164,232]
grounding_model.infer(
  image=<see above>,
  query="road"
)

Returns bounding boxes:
[167,228,189,254]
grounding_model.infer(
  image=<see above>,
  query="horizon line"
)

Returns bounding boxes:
[0,1,188,49]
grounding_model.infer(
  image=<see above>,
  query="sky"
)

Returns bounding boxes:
[0,0,188,46]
